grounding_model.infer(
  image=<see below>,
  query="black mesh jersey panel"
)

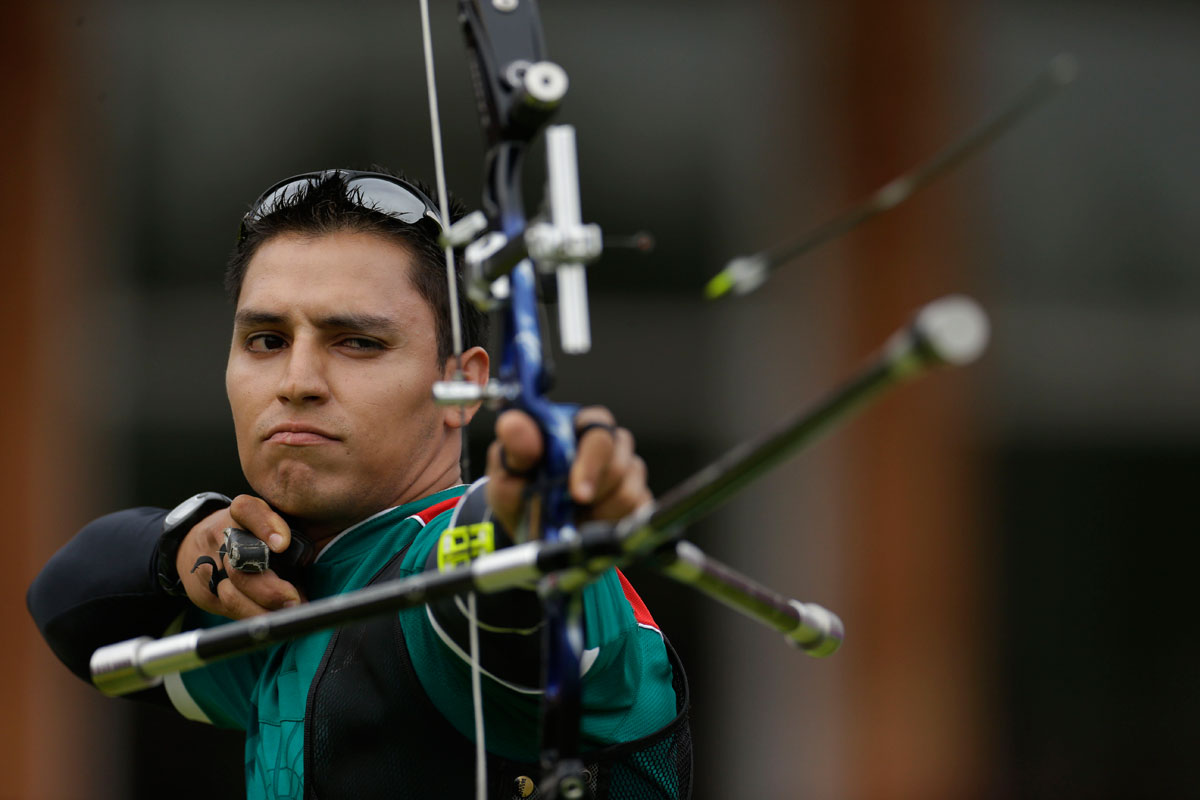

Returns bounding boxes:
[304,547,693,799]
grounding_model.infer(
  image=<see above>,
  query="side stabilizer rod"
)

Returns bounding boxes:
[653,540,843,657]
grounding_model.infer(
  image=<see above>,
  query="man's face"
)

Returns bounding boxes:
[226,229,460,535]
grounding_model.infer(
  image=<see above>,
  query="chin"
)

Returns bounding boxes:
[260,473,390,533]
[254,466,340,519]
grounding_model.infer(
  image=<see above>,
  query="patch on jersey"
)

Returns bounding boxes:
[410,496,461,526]
[616,569,660,632]
[436,522,496,572]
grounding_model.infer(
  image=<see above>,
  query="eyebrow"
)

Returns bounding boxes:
[234,309,400,336]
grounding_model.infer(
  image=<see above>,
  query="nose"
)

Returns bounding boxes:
[277,336,329,404]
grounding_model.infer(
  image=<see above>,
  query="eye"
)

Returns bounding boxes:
[338,336,385,351]
[246,333,288,353]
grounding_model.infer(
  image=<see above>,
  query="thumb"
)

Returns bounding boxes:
[229,494,292,554]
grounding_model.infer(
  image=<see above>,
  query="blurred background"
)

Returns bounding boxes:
[5,0,1199,797]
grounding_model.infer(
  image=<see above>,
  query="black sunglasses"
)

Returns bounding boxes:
[238,169,443,243]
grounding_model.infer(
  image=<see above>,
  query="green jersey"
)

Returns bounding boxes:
[165,486,678,799]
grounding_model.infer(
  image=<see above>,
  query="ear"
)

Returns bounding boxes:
[442,346,491,429]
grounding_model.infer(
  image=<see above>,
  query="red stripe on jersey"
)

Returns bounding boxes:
[415,496,461,525]
[616,569,660,632]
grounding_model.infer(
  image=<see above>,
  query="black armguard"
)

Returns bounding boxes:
[424,479,545,689]
[27,507,185,697]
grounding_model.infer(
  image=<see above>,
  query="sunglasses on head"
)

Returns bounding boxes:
[238,169,444,243]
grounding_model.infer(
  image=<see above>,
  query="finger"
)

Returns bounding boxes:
[189,507,236,553]
[176,513,232,609]
[182,570,227,617]
[579,426,635,505]
[586,455,652,521]
[182,555,239,617]
[226,567,303,610]
[487,411,546,534]
[186,590,227,618]
[493,410,544,476]
[215,576,273,620]
[570,407,619,504]
[230,494,292,553]
[486,439,531,534]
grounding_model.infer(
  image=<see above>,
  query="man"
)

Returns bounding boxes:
[27,171,690,799]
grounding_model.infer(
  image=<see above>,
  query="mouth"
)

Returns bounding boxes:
[263,422,341,446]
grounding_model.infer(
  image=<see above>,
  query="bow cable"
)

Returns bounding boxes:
[418,2,488,797]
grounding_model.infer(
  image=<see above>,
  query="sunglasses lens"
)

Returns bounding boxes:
[240,171,441,241]
[250,179,311,220]
[345,177,440,226]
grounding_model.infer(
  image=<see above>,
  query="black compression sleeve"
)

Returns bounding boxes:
[26,507,186,695]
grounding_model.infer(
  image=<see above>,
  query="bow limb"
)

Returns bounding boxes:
[424,2,592,797]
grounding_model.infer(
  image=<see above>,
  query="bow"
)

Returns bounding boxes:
[419,1,597,794]
[89,2,1010,798]
[411,1,994,795]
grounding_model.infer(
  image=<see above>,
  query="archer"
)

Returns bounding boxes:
[27,171,692,800]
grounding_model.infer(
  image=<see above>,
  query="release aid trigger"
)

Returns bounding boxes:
[223,528,270,574]
[223,527,315,582]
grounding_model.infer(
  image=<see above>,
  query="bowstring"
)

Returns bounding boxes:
[418,2,488,798]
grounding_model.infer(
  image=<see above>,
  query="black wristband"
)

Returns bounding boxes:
[155,492,232,596]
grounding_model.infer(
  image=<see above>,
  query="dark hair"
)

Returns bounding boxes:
[225,170,489,363]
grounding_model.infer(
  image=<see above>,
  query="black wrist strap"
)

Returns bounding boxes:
[155,492,232,596]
